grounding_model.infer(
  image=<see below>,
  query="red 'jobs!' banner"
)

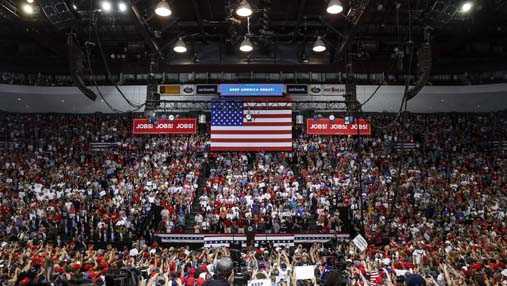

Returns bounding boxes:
[132,118,197,135]
[306,118,371,136]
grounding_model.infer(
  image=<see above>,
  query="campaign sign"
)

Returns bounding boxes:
[306,118,371,136]
[132,118,197,134]
[352,234,368,252]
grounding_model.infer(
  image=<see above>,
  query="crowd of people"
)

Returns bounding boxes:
[0,111,506,285]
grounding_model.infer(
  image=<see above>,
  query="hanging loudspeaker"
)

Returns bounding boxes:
[296,115,304,124]
[198,114,206,124]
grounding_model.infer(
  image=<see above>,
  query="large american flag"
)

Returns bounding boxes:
[210,99,292,152]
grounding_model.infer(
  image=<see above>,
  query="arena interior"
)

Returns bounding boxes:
[0,0,506,285]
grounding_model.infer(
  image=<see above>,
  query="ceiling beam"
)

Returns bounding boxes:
[0,3,65,56]
[292,0,308,43]
[191,0,207,39]
[130,4,162,57]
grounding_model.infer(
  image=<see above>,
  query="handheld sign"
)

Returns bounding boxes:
[247,279,271,286]
[352,234,368,252]
[294,265,315,280]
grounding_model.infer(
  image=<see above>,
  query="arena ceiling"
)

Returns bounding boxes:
[0,0,507,74]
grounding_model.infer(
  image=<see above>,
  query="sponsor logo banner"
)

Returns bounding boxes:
[181,84,195,96]
[196,84,218,94]
[306,118,371,135]
[158,85,180,95]
[286,84,308,94]
[219,83,286,96]
[132,118,197,134]
[308,84,346,96]
[158,85,195,96]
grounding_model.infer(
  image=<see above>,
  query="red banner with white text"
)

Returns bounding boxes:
[132,118,197,135]
[306,118,371,136]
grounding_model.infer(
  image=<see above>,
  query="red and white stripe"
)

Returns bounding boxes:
[210,101,292,152]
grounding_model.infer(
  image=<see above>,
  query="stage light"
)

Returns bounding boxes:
[312,36,326,53]
[118,2,128,12]
[236,0,253,17]
[327,0,343,14]
[460,2,473,13]
[239,37,253,52]
[173,38,187,53]
[155,0,172,17]
[100,1,112,12]
[329,115,336,121]
[26,0,34,3]
[22,3,34,14]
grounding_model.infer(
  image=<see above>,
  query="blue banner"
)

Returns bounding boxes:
[219,84,286,97]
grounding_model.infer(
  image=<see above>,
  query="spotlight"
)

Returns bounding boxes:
[236,0,253,17]
[173,38,187,53]
[100,1,112,12]
[26,0,34,3]
[155,0,172,17]
[22,3,34,14]
[460,1,473,13]
[72,4,78,9]
[312,36,327,53]
[326,0,343,14]
[239,37,253,52]
[329,115,336,121]
[118,2,128,12]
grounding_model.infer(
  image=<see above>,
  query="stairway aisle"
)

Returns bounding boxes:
[184,157,209,232]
